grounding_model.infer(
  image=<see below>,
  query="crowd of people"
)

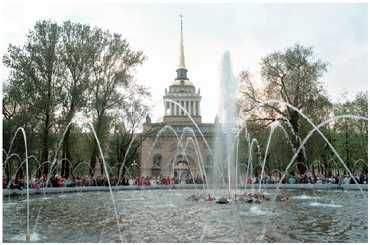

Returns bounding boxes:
[243,171,368,185]
[3,172,368,190]
[2,174,206,190]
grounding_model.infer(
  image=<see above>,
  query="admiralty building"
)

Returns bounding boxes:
[139,18,215,178]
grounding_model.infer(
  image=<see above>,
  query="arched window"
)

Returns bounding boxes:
[175,154,188,165]
[174,154,191,179]
[152,154,162,167]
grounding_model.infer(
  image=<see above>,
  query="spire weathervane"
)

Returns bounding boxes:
[175,14,188,81]
[178,14,186,70]
[180,14,183,33]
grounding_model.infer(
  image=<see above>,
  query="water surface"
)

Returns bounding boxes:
[3,189,368,242]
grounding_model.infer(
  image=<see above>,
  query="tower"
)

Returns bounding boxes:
[140,15,214,179]
[176,14,187,80]
[163,15,202,124]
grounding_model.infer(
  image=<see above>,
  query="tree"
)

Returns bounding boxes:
[3,20,150,179]
[109,88,151,178]
[87,31,146,176]
[58,21,98,178]
[3,90,39,181]
[331,92,368,173]
[3,20,62,176]
[240,44,329,174]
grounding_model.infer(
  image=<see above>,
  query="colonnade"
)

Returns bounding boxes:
[165,100,200,116]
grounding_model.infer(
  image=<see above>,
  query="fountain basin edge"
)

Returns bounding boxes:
[2,184,367,196]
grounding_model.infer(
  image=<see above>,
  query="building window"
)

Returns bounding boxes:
[166,102,170,115]
[153,154,162,167]
[176,101,180,115]
[181,101,185,115]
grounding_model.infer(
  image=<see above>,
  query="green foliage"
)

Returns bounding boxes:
[86,30,147,175]
[3,20,150,177]
[260,44,328,110]
[239,44,367,175]
[330,92,368,172]
[3,20,63,173]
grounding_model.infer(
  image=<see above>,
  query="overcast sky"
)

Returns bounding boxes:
[1,1,367,123]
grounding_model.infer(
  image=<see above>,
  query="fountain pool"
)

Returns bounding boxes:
[3,188,367,242]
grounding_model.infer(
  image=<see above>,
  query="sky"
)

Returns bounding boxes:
[0,1,368,123]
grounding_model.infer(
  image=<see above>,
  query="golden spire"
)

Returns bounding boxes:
[178,14,186,69]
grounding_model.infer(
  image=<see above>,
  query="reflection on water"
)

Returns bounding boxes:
[11,232,43,242]
[240,206,272,216]
[292,194,320,200]
[309,202,343,208]
[3,189,368,242]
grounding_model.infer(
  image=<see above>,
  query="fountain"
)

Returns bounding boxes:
[212,51,239,197]
[3,52,368,243]
[6,128,31,241]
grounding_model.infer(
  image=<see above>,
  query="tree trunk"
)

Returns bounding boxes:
[61,127,72,178]
[41,75,53,177]
[117,141,128,178]
[289,110,307,174]
[4,162,10,184]
[89,116,103,177]
[41,111,50,176]
[345,121,351,172]
[100,161,104,176]
[61,101,76,179]
[89,142,98,177]
[16,161,24,180]
[311,164,316,181]
[321,154,328,177]
[117,165,126,177]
